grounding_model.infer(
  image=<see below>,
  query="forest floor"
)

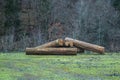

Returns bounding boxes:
[0,52,120,80]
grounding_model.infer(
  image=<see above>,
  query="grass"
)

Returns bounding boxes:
[0,52,120,80]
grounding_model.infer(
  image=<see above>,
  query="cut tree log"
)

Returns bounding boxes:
[64,40,73,47]
[65,37,105,54]
[34,39,64,49]
[26,48,78,55]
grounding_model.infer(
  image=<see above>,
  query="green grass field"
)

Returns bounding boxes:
[0,53,120,80]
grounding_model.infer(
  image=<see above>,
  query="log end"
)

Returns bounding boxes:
[57,39,64,46]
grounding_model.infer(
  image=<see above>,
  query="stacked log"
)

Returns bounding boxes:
[35,39,64,49]
[64,40,73,47]
[26,48,78,55]
[65,37,105,54]
[26,37,105,55]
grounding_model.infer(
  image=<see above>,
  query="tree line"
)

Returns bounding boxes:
[0,0,120,52]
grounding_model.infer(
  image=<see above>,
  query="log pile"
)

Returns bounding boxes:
[26,37,105,55]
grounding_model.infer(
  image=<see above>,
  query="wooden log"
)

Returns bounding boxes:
[26,48,78,55]
[65,37,105,54]
[65,41,69,46]
[35,39,64,49]
[64,40,73,47]
[69,41,73,47]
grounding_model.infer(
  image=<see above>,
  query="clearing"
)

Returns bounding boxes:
[0,53,120,80]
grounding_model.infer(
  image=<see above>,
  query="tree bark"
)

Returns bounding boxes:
[34,39,64,49]
[65,37,105,54]
[26,48,78,55]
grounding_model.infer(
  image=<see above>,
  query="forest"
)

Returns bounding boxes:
[0,0,120,52]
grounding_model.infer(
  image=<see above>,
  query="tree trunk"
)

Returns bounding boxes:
[65,37,105,54]
[26,48,78,55]
[34,39,64,49]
